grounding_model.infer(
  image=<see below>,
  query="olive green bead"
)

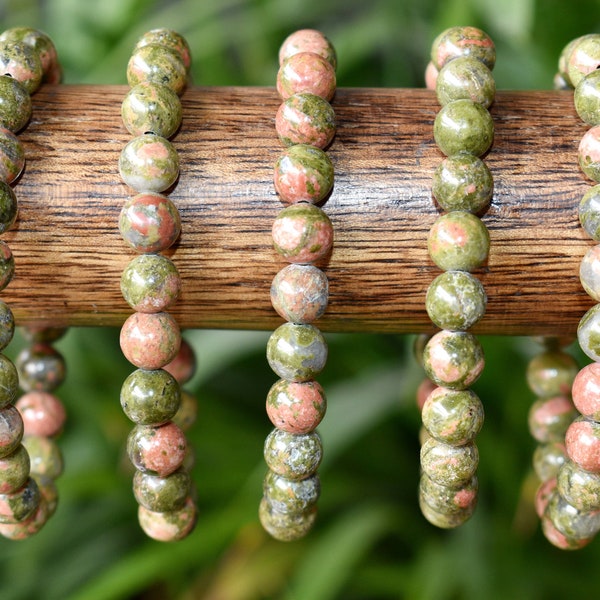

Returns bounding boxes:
[0,477,39,524]
[577,303,600,362]
[425,271,486,331]
[0,300,14,352]
[0,127,24,184]
[135,29,191,71]
[567,34,600,89]
[0,181,17,234]
[127,44,187,95]
[32,473,58,518]
[557,460,600,513]
[419,489,475,529]
[579,185,600,240]
[0,41,42,94]
[431,26,496,71]
[434,99,494,157]
[533,441,567,482]
[121,82,182,138]
[264,428,322,480]
[120,368,180,426]
[420,437,478,487]
[263,471,320,514]
[0,444,29,494]
[526,350,578,398]
[137,496,197,542]
[575,70,600,126]
[0,28,58,81]
[0,242,14,292]
[432,154,493,213]
[419,473,478,517]
[133,467,191,512]
[545,490,600,542]
[436,57,495,108]
[259,496,317,542]
[0,75,32,133]
[0,354,18,408]
[23,435,63,479]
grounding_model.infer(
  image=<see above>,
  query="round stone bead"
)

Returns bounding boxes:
[419,473,478,516]
[164,338,197,385]
[271,264,328,324]
[413,333,432,367]
[436,57,495,108]
[577,303,600,362]
[274,144,334,205]
[416,377,437,412]
[266,379,326,434]
[16,391,66,437]
[535,477,557,517]
[0,477,39,524]
[263,471,320,514]
[138,496,196,542]
[575,70,600,126]
[121,254,181,313]
[272,203,333,264]
[0,444,29,494]
[420,437,479,487]
[279,29,337,70]
[0,242,14,292]
[423,330,484,390]
[120,368,180,425]
[541,511,593,551]
[277,52,336,101]
[557,36,587,89]
[259,496,317,542]
[572,362,600,420]
[133,467,191,512]
[16,343,65,392]
[0,300,14,351]
[121,82,182,139]
[425,270,486,331]
[568,34,600,88]
[264,428,322,480]
[579,185,600,239]
[580,244,600,300]
[545,490,600,543]
[434,99,494,157]
[21,326,67,345]
[579,125,600,182]
[432,154,493,214]
[533,441,567,482]
[557,460,600,512]
[266,322,328,382]
[127,44,187,95]
[419,490,475,529]
[119,192,181,253]
[566,416,600,472]
[0,41,42,94]
[0,405,23,458]
[276,93,336,149]
[171,390,198,432]
[127,422,186,477]
[427,211,489,272]
[431,26,496,71]
[0,354,18,408]
[526,349,578,398]
[135,29,192,71]
[425,61,439,90]
[528,396,577,443]
[33,473,58,517]
[0,496,49,539]
[0,181,17,234]
[0,75,32,133]
[119,134,180,193]
[23,435,63,479]
[0,127,24,184]
[421,387,484,446]
[0,28,58,80]
[553,73,571,91]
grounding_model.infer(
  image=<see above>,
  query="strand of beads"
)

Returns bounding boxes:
[418,26,496,528]
[118,29,196,542]
[259,29,336,542]
[536,35,600,550]
[0,28,60,535]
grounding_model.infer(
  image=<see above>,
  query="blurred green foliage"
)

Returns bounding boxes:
[1,0,600,598]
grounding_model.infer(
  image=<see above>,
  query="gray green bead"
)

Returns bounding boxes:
[0,354,18,408]
[0,477,39,524]
[23,435,63,479]
[419,489,475,528]
[0,181,17,234]
[557,460,600,512]
[436,57,495,108]
[0,300,14,352]
[533,441,567,482]
[0,444,29,494]
[577,303,600,362]
[133,468,191,512]
[263,471,320,514]
[135,29,191,71]
[526,349,578,398]
[579,185,600,240]
[419,473,478,517]
[545,490,600,542]
[0,75,31,132]
[264,428,322,480]
[420,437,478,487]
[434,99,494,157]
[575,70,600,126]
[16,343,65,392]
[127,44,187,95]
[0,41,42,94]
[259,496,317,541]
[528,396,578,443]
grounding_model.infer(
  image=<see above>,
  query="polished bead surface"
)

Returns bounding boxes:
[121,254,181,313]
[127,44,187,95]
[557,460,600,512]
[121,82,182,138]
[535,477,557,517]
[259,496,317,542]
[428,211,489,272]
[419,489,475,528]
[579,185,600,239]
[274,144,334,205]
[0,444,29,494]
[266,322,327,382]
[575,70,600,126]
[420,438,478,487]
[528,395,577,443]
[0,75,32,132]
[416,377,437,412]
[577,303,600,361]
[0,127,24,184]
[545,490,600,542]
[0,477,39,524]
[127,422,186,477]
[33,473,58,517]
[578,125,600,182]
[422,330,484,390]
[0,41,42,94]
[0,300,14,352]
[138,495,196,541]
[526,349,579,398]
[0,242,14,292]
[119,134,179,193]
[0,28,58,80]
[0,181,17,234]
[164,338,196,385]
[263,471,320,514]
[135,29,191,70]
[16,343,66,393]
[271,264,328,324]
[119,192,181,253]
[276,93,336,149]
[264,428,322,480]
[171,390,197,432]
[16,391,66,437]
[431,26,496,71]
[0,354,18,408]
[533,441,567,482]
[419,473,478,517]
[0,495,48,539]
[266,379,326,434]
[279,29,337,69]
[565,416,600,473]
[541,511,592,550]
[22,434,62,478]
[133,467,191,512]
[277,52,336,101]
[557,37,586,89]
[568,34,600,88]
[572,362,600,421]
[580,244,600,300]
[436,57,495,108]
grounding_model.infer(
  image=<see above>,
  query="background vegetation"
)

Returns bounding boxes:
[1,0,600,598]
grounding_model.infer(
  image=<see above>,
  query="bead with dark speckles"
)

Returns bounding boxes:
[0,495,48,538]
[0,28,58,80]
[16,391,66,437]
[541,511,593,550]
[557,460,600,512]
[138,495,196,541]
[259,496,317,541]
[264,428,322,480]
[579,185,600,239]
[422,330,484,390]
[0,127,24,183]
[566,416,600,472]
[164,338,196,385]
[568,34,600,88]
[0,181,17,234]
[0,354,18,408]
[276,93,336,149]
[0,300,13,352]
[575,70,600,125]
[16,343,65,393]
[0,242,14,292]
[434,99,493,157]
[263,471,320,514]
[0,41,42,94]
[431,26,496,71]
[127,422,186,477]
[171,390,197,432]
[572,362,600,420]
[533,441,567,482]
[419,489,475,528]
[266,322,327,382]
[0,444,29,494]
[133,467,191,512]
[545,490,600,542]
[135,29,191,71]
[266,379,326,434]
[580,245,600,300]
[0,477,39,524]
[420,437,478,487]
[432,153,493,213]
[121,82,182,138]
[526,349,579,398]
[419,473,478,516]
[577,303,600,362]
[277,52,336,101]
[127,44,187,95]
[528,395,577,443]
[279,29,337,70]
[578,126,600,182]
[0,75,31,132]
[436,57,495,108]
[23,434,63,478]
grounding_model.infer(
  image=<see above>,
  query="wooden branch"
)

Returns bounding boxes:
[2,85,592,335]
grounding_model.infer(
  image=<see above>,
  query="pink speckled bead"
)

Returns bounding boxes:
[120,312,181,370]
[568,34,600,88]
[572,362,600,420]
[279,29,337,69]
[0,406,23,459]
[580,245,600,300]
[579,125,600,182]
[535,477,557,518]
[127,422,187,477]
[163,338,196,384]
[0,496,48,539]
[0,41,42,94]
[135,29,192,71]
[431,26,496,71]
[0,444,29,494]
[15,391,66,437]
[416,377,437,412]
[565,416,600,473]
[277,52,336,101]
[541,511,593,550]
[138,495,196,542]
[528,395,578,443]
[266,379,326,434]
[425,61,439,90]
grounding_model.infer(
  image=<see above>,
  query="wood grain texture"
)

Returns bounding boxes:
[2,85,593,335]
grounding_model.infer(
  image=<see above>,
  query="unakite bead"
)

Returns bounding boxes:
[557,460,600,512]
[0,477,39,524]
[428,211,489,272]
[566,416,600,472]
[419,473,478,516]
[266,379,326,434]
[119,134,180,193]
[425,61,439,90]
[533,442,567,482]
[0,300,14,351]
[271,264,328,324]
[577,303,600,362]
[545,490,600,542]
[572,362,600,420]
[171,390,197,432]
[535,478,557,517]
[0,496,48,539]
[579,185,600,239]
[568,34,600,88]
[420,437,478,487]
[259,496,317,541]
[133,467,191,512]
[264,428,322,480]
[432,153,493,213]
[121,254,181,313]
[277,52,336,101]
[541,511,592,550]
[422,330,484,390]
[0,41,42,94]
[22,435,63,479]
[119,192,181,253]
[528,396,578,443]
[120,368,180,425]
[0,28,58,80]
[436,57,495,108]
[0,242,14,291]
[0,181,17,234]
[135,29,192,71]
[274,144,334,205]
[425,270,486,330]
[138,496,196,541]
[279,29,337,70]
[164,338,196,385]
[579,126,600,182]
[128,423,186,477]
[0,127,24,183]
[33,473,58,517]
[276,93,336,149]
[557,37,586,89]
[580,245,600,300]
[21,326,67,344]
[0,354,18,408]
[575,70,600,126]
[525,349,579,398]
[127,44,187,96]
[121,83,182,138]
[421,387,484,446]
[0,75,32,132]
[431,26,496,71]
[419,489,475,529]
[16,392,65,437]
[16,343,65,392]
[263,471,320,514]
[266,322,327,382]
[0,444,29,494]
[434,99,494,157]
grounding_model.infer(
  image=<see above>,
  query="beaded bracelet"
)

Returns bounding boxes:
[0,27,61,536]
[117,29,196,541]
[418,26,496,528]
[258,29,336,541]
